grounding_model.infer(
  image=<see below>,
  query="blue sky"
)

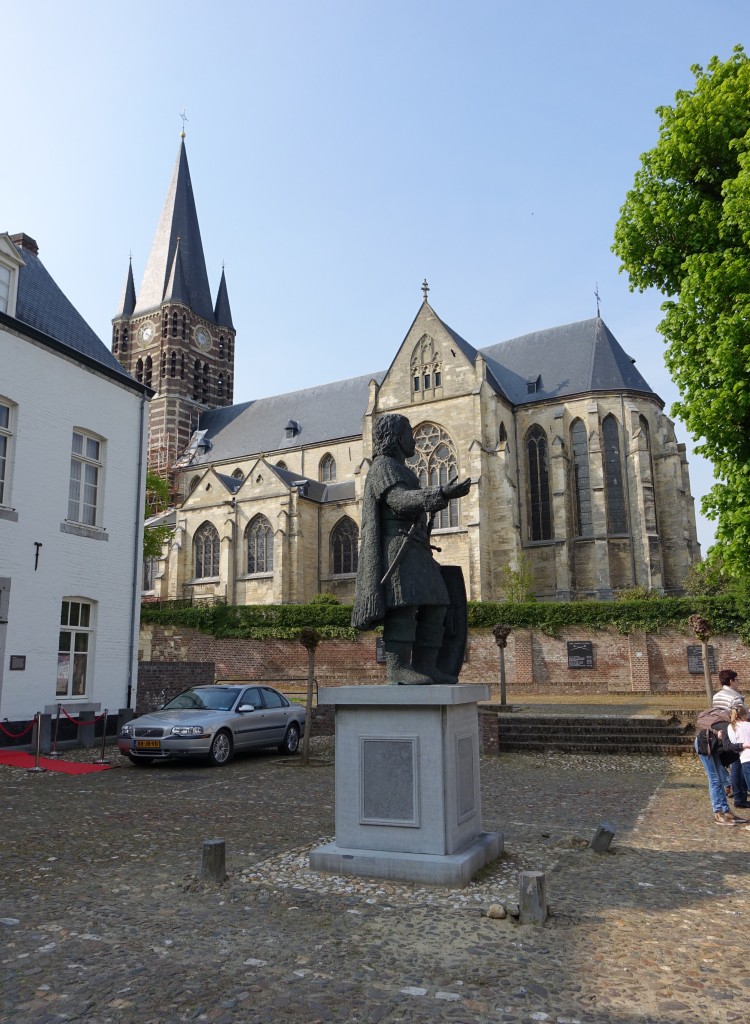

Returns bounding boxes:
[4,0,748,552]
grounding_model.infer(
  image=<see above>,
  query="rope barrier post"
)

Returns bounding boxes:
[27,713,47,773]
[93,709,110,765]
[48,704,62,758]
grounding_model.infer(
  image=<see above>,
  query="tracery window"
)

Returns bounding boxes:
[331,517,359,575]
[407,423,459,529]
[320,453,336,482]
[526,424,551,541]
[640,415,658,533]
[603,415,628,535]
[570,419,593,537]
[410,334,443,398]
[246,515,273,574]
[194,521,220,579]
[135,358,144,384]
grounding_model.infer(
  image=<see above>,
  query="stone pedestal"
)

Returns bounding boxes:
[309,684,502,887]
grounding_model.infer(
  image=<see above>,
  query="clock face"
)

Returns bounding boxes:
[138,321,155,346]
[195,327,211,351]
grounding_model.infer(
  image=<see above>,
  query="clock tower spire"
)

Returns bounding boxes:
[112,136,236,477]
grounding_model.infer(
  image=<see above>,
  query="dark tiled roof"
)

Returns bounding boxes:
[15,246,136,383]
[190,372,384,465]
[117,259,136,317]
[479,317,658,405]
[214,268,234,330]
[267,463,355,503]
[134,140,215,322]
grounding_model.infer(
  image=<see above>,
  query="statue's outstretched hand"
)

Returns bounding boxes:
[441,477,471,500]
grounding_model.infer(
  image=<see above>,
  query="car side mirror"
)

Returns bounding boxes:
[238,703,255,713]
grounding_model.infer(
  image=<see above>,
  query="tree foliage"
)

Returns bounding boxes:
[143,469,174,560]
[612,45,750,577]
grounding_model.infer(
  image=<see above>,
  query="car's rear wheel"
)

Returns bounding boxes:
[207,729,233,766]
[127,754,154,766]
[279,723,300,755]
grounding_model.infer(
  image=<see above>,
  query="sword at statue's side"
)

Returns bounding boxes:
[380,520,420,587]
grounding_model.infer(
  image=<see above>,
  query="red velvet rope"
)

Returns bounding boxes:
[0,720,35,738]
[61,707,108,726]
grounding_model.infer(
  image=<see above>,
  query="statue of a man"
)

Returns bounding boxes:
[352,413,471,684]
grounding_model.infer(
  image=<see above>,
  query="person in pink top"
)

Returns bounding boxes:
[728,705,750,799]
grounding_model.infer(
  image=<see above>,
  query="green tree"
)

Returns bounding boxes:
[612,45,750,578]
[143,469,173,559]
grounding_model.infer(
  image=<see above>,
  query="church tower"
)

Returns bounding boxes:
[112,134,235,476]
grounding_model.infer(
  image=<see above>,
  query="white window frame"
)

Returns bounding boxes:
[0,235,23,316]
[0,398,14,507]
[57,599,94,698]
[0,264,11,314]
[68,429,104,527]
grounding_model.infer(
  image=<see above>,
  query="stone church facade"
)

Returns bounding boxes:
[114,141,701,605]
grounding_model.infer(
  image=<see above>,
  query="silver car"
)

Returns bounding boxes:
[118,684,306,767]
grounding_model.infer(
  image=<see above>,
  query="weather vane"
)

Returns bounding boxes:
[180,109,189,138]
[422,278,429,302]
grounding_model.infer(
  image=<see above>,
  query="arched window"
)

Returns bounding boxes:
[276,460,287,470]
[640,415,658,533]
[121,328,128,352]
[170,350,177,377]
[246,515,273,574]
[570,419,592,537]
[331,517,359,575]
[219,337,225,360]
[188,475,200,494]
[144,355,153,388]
[180,353,185,379]
[526,424,551,541]
[217,374,225,399]
[227,373,233,402]
[193,360,201,399]
[160,352,166,378]
[135,358,144,383]
[320,453,336,482]
[181,315,187,339]
[407,423,459,528]
[194,522,220,579]
[410,333,443,397]
[231,468,244,481]
[162,312,168,337]
[171,312,177,337]
[603,415,627,534]
[498,421,507,445]
[113,329,119,353]
[202,363,209,403]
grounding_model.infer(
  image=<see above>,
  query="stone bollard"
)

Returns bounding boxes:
[200,839,227,883]
[589,822,616,854]
[518,870,547,925]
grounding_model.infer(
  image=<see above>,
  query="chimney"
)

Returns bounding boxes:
[11,233,39,256]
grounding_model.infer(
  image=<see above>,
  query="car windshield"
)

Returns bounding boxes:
[163,687,242,712]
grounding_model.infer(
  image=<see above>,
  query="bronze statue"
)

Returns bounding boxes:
[352,413,471,684]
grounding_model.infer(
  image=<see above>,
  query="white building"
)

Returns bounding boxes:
[0,233,150,742]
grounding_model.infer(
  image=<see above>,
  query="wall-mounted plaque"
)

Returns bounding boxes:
[9,655,26,671]
[567,640,594,669]
[687,644,716,675]
[375,637,386,664]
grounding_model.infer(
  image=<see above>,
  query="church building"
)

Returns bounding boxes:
[114,139,701,604]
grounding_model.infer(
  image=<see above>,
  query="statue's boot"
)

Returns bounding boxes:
[384,642,433,685]
[412,644,457,684]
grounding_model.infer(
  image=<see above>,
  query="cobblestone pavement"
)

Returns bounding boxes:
[1,739,747,1024]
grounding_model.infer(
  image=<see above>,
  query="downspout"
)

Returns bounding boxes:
[620,394,637,587]
[127,392,148,709]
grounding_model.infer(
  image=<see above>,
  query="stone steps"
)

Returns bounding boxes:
[496,714,695,756]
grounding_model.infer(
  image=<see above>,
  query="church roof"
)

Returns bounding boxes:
[214,268,234,330]
[479,317,658,405]
[12,236,138,385]
[189,372,385,465]
[117,259,136,317]
[134,139,215,322]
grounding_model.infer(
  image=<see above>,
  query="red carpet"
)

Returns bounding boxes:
[0,751,113,774]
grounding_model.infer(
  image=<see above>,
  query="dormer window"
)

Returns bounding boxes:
[526,375,542,395]
[285,420,301,439]
[0,233,25,317]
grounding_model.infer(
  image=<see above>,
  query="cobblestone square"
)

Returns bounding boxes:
[0,741,745,1023]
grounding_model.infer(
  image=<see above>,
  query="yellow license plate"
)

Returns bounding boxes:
[135,739,161,749]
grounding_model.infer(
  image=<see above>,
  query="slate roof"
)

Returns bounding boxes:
[133,139,215,322]
[479,317,658,406]
[214,268,234,330]
[188,372,384,466]
[14,242,138,386]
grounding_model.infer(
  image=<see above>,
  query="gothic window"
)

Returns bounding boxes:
[194,521,220,579]
[189,475,200,494]
[407,423,459,529]
[182,315,187,339]
[170,351,177,377]
[246,515,273,574]
[227,338,233,361]
[193,360,201,399]
[331,517,359,575]
[162,312,168,337]
[219,337,225,360]
[160,352,166,378]
[570,419,593,538]
[121,328,128,352]
[498,421,507,445]
[142,556,159,592]
[227,374,233,402]
[202,363,209,403]
[217,374,225,399]
[113,329,119,353]
[171,312,177,337]
[603,415,628,534]
[135,358,144,384]
[277,461,287,470]
[180,353,185,379]
[526,424,551,541]
[231,468,244,480]
[320,453,336,482]
[144,356,153,388]
[410,334,443,399]
[640,415,658,533]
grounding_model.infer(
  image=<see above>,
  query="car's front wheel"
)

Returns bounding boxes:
[279,723,300,755]
[207,729,233,766]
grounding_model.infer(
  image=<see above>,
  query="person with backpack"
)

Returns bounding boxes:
[695,705,750,825]
[712,668,750,808]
